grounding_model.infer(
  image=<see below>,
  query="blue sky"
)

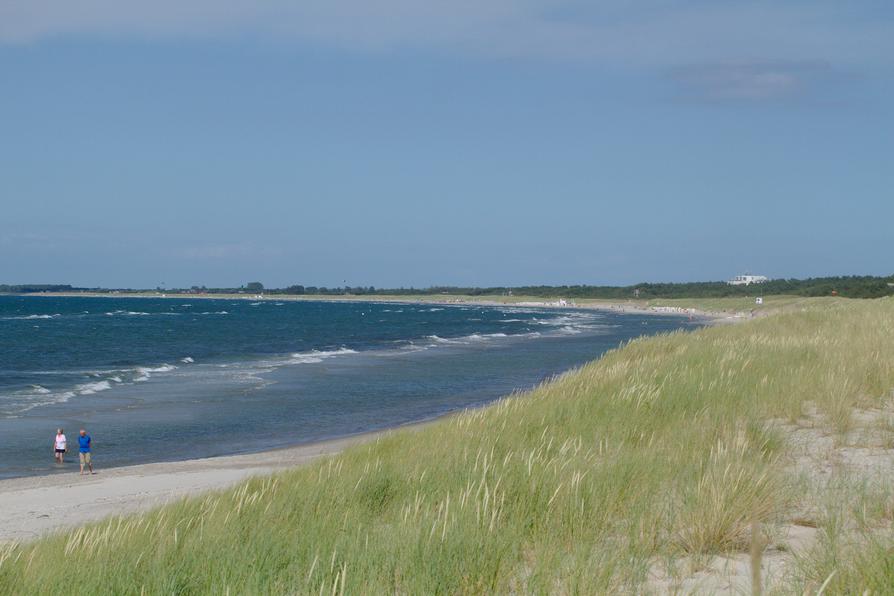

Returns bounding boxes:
[1,1,892,288]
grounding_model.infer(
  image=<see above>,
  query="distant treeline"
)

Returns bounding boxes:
[0,284,75,293]
[3,276,893,299]
[276,276,891,299]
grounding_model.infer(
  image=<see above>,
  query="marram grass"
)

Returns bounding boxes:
[2,298,894,593]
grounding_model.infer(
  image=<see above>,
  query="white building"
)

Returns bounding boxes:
[728,274,769,286]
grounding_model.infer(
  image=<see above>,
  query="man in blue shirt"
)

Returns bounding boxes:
[78,429,94,475]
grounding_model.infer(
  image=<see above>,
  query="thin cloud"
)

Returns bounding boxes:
[671,61,834,103]
[0,1,891,70]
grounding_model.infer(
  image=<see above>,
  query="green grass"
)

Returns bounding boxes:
[2,297,894,593]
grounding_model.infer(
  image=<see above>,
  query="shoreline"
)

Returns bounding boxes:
[0,419,436,543]
[0,297,736,543]
[9,291,741,322]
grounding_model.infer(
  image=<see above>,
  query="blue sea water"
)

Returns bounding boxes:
[0,295,699,479]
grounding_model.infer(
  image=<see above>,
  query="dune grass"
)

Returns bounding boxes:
[2,297,893,593]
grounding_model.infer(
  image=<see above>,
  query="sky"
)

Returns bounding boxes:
[1,1,892,289]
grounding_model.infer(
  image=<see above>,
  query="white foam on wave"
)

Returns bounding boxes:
[466,332,508,342]
[423,331,518,347]
[134,363,178,382]
[76,380,112,395]
[199,311,229,315]
[2,361,183,417]
[104,310,180,317]
[497,307,540,314]
[4,313,61,320]
[558,326,582,335]
[181,356,195,363]
[287,348,357,365]
[425,335,462,344]
[2,387,78,417]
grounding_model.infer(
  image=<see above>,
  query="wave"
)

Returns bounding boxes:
[181,356,195,363]
[468,333,508,341]
[1,361,181,417]
[2,313,61,320]
[286,348,357,365]
[425,335,463,345]
[199,311,229,315]
[422,332,514,346]
[134,364,178,382]
[76,380,112,395]
[1,387,78,417]
[104,310,181,317]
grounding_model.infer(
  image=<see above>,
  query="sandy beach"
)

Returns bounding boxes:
[0,426,421,543]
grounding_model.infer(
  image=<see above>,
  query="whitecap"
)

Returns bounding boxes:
[134,363,178,382]
[287,348,357,365]
[76,380,112,395]
[181,356,195,364]
[3,314,61,320]
[558,326,582,335]
[425,335,462,345]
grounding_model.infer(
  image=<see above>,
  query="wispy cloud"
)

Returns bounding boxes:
[1,1,891,71]
[671,61,834,103]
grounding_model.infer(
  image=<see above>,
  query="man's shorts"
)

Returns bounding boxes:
[79,452,91,464]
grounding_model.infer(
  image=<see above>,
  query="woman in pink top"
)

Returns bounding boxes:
[53,428,67,464]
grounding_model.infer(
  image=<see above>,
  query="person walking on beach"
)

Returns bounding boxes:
[78,429,94,475]
[53,428,67,464]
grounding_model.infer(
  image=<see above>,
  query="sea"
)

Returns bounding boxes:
[0,295,700,479]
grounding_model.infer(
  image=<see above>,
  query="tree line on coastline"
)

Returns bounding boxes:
[3,275,893,299]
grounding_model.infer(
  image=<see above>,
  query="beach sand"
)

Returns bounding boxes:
[0,426,427,543]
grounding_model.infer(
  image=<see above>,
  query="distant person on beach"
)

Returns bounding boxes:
[78,429,94,475]
[53,428,67,464]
